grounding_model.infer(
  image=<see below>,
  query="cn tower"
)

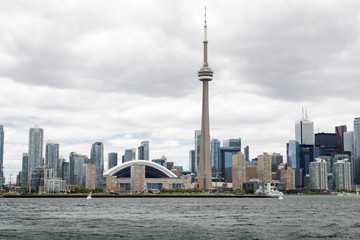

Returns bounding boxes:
[198,7,213,190]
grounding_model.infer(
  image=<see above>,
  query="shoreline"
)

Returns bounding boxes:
[0,194,276,198]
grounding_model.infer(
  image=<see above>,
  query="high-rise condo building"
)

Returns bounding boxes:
[21,153,28,190]
[108,152,118,169]
[0,125,4,178]
[295,111,314,145]
[45,141,59,178]
[257,153,271,183]
[354,117,360,184]
[210,139,220,178]
[333,159,352,191]
[279,164,295,190]
[138,141,149,160]
[232,152,246,190]
[28,126,44,189]
[194,130,201,174]
[69,152,86,186]
[219,147,242,182]
[309,158,328,190]
[335,125,347,153]
[124,149,136,162]
[189,150,195,173]
[91,142,104,188]
[82,163,96,189]
[61,161,70,184]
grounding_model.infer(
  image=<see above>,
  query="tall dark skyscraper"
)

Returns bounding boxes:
[91,142,104,188]
[335,125,347,153]
[138,141,149,160]
[0,125,4,178]
[21,153,28,190]
[197,8,213,190]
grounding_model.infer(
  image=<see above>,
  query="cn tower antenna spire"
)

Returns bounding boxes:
[203,6,208,68]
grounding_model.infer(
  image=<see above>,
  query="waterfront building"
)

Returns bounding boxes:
[287,140,301,187]
[0,125,4,178]
[82,163,96,189]
[211,139,220,178]
[108,152,118,170]
[279,163,295,190]
[69,152,86,186]
[30,165,52,193]
[309,158,328,190]
[103,160,191,193]
[244,146,249,162]
[91,142,104,188]
[152,156,167,167]
[354,117,360,184]
[194,130,201,174]
[61,161,70,184]
[223,138,241,148]
[21,153,28,190]
[336,125,347,153]
[257,153,271,183]
[232,152,246,190]
[28,126,44,190]
[124,148,136,162]
[189,150,195,174]
[138,141,149,160]
[219,147,242,182]
[44,178,66,193]
[333,159,352,191]
[295,114,314,145]
[45,141,59,178]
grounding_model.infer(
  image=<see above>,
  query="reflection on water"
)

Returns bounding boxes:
[1,196,360,239]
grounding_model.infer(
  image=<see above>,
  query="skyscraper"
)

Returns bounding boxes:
[45,141,59,178]
[244,146,249,162]
[287,140,301,187]
[309,158,328,190]
[333,159,352,191]
[0,125,3,178]
[138,141,149,160]
[354,117,360,184]
[21,153,28,190]
[232,152,246,190]
[257,152,272,183]
[211,139,220,178]
[108,152,118,169]
[91,142,104,188]
[124,149,136,162]
[197,8,213,190]
[28,126,44,189]
[189,150,195,173]
[295,112,314,145]
[335,125,347,153]
[194,130,201,174]
[69,152,86,186]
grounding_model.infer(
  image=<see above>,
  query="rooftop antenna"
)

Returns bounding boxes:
[305,107,308,120]
[302,107,304,120]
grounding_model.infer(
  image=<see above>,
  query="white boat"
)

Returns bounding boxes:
[279,195,284,200]
[87,191,92,200]
[264,182,284,198]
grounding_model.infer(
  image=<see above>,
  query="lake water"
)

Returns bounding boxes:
[1,195,360,239]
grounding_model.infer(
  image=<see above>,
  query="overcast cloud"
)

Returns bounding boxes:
[1,0,360,182]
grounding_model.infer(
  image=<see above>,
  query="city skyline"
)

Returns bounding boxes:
[1,1,360,183]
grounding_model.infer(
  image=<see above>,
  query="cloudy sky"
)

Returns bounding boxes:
[1,0,360,182]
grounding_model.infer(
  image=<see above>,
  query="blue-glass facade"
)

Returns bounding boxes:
[244,146,249,162]
[211,139,220,178]
[189,150,195,174]
[146,183,163,189]
[108,152,118,169]
[69,152,86,186]
[299,144,315,187]
[28,127,44,190]
[219,147,241,182]
[21,153,28,189]
[45,142,59,178]
[287,140,301,187]
[91,142,104,188]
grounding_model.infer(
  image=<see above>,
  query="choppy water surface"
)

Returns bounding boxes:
[1,196,360,239]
